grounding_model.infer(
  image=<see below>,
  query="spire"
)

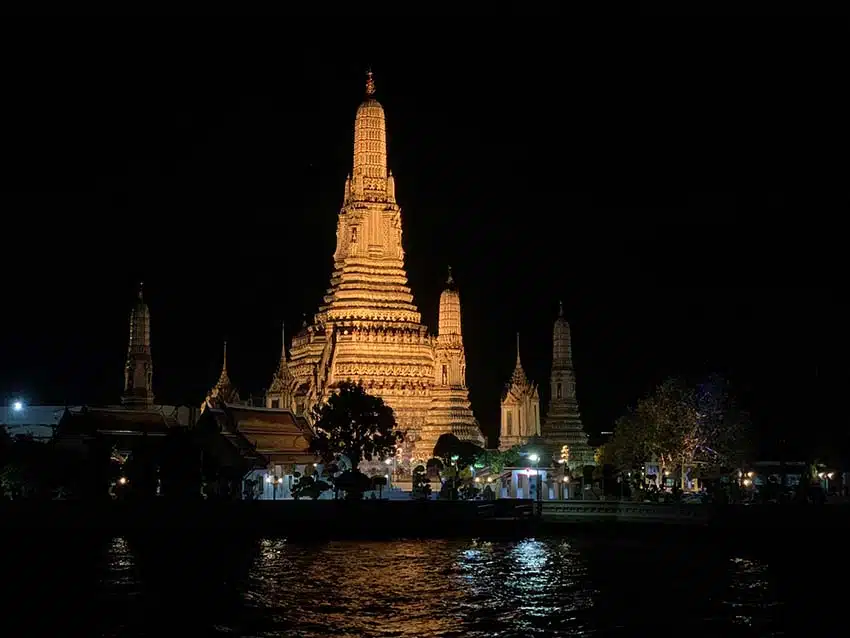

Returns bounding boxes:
[122,284,154,409]
[502,330,534,402]
[351,69,388,203]
[437,268,462,337]
[365,68,376,97]
[204,339,239,410]
[138,281,144,301]
[553,303,573,366]
[516,332,522,366]
[267,320,296,410]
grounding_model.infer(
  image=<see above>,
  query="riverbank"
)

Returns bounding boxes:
[2,499,848,538]
[0,499,534,539]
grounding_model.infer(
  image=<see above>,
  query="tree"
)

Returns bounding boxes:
[475,446,521,474]
[291,474,331,500]
[607,376,750,488]
[309,382,403,499]
[433,433,481,469]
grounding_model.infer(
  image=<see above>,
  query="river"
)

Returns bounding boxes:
[1,531,837,636]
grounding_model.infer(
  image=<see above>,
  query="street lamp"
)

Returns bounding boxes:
[13,400,23,412]
[385,457,393,490]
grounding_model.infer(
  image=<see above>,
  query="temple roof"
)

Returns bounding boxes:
[502,333,538,401]
[57,406,175,436]
[209,404,315,465]
[206,341,240,407]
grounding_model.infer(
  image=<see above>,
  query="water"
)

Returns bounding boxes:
[1,532,838,636]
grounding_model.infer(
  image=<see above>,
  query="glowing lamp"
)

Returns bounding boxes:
[13,401,23,412]
[529,453,539,463]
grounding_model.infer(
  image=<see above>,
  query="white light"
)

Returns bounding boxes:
[385,474,389,479]
[529,454,539,463]
[385,458,393,465]
[12,401,23,411]
[118,477,128,485]
[266,475,273,483]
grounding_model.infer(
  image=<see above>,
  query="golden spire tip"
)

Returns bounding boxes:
[446,265,454,285]
[559,300,564,317]
[365,68,375,97]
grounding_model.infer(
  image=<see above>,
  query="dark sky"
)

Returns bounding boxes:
[1,21,845,455]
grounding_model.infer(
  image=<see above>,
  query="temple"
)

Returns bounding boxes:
[541,302,594,467]
[286,71,484,462]
[499,333,541,450]
[265,323,297,412]
[202,341,241,411]
[420,268,485,450]
[121,283,155,409]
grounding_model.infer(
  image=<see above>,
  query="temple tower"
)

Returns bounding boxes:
[499,333,540,450]
[420,267,485,454]
[542,302,594,467]
[266,323,297,411]
[121,283,155,409]
[288,70,436,458]
[202,341,241,411]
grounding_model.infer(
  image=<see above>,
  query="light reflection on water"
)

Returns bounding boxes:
[4,534,799,636]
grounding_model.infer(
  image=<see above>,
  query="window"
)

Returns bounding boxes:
[350,227,358,242]
[506,412,513,435]
[557,383,562,399]
[518,410,522,429]
[441,365,448,385]
[271,399,280,409]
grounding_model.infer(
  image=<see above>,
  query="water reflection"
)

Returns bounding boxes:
[248,539,470,637]
[0,533,811,636]
[456,538,595,635]
[723,556,780,633]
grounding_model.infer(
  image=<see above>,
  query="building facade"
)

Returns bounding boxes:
[541,302,595,468]
[499,334,541,450]
[283,72,484,462]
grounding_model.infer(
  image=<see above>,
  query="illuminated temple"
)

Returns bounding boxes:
[286,72,485,462]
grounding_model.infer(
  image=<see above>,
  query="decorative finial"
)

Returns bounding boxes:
[138,281,144,300]
[516,332,522,365]
[365,68,375,97]
[558,300,564,317]
[446,265,454,285]
[281,321,286,358]
[302,312,307,328]
[222,341,228,371]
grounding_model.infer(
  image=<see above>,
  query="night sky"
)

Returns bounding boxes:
[1,23,844,456]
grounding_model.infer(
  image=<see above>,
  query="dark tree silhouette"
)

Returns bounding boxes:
[432,433,481,469]
[310,381,403,466]
[309,382,403,499]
